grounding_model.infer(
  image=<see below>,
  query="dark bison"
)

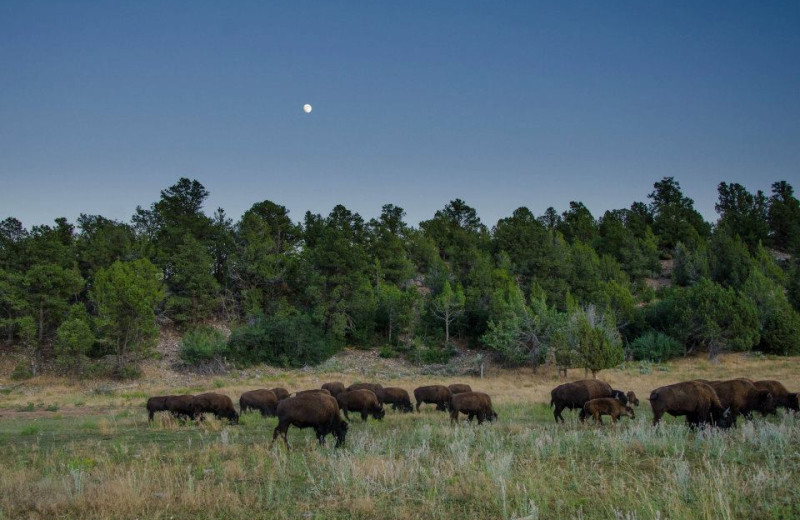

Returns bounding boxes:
[271,393,349,449]
[146,395,173,422]
[450,392,497,424]
[322,382,346,396]
[383,387,414,413]
[295,388,331,397]
[165,394,197,421]
[271,387,290,401]
[580,398,635,425]
[448,384,472,395]
[550,380,616,422]
[336,389,385,421]
[414,385,452,412]
[346,383,386,403]
[751,380,799,414]
[193,393,239,423]
[239,389,279,417]
[706,379,774,422]
[649,381,732,428]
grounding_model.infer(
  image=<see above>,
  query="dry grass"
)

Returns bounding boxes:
[1,353,799,519]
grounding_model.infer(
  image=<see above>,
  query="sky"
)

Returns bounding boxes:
[1,1,799,230]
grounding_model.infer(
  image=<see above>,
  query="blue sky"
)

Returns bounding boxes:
[1,1,798,229]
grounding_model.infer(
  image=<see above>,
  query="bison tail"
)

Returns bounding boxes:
[549,398,554,408]
[648,391,658,402]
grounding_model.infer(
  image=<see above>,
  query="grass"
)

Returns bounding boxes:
[0,354,798,519]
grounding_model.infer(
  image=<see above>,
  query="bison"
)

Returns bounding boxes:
[580,398,635,425]
[450,392,497,424]
[706,379,774,422]
[165,394,197,421]
[382,387,414,413]
[271,393,349,449]
[752,380,799,414]
[270,387,290,401]
[239,389,279,417]
[550,380,617,423]
[193,393,239,423]
[146,395,173,422]
[649,381,732,428]
[414,385,452,412]
[448,383,472,395]
[336,389,385,421]
[346,383,386,403]
[322,382,346,396]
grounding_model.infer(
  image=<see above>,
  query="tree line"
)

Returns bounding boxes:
[2,176,799,378]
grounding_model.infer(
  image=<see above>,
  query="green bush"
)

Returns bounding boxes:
[628,331,683,362]
[179,326,228,364]
[226,313,332,368]
[10,361,33,381]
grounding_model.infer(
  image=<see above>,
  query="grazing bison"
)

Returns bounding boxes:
[165,394,197,421]
[450,392,497,424]
[448,384,472,395]
[271,393,349,449]
[626,391,640,406]
[706,379,774,422]
[550,380,616,422]
[414,385,452,412]
[271,388,290,401]
[649,381,732,428]
[383,387,414,413]
[239,389,279,417]
[346,383,386,403]
[146,395,172,422]
[295,388,331,397]
[193,393,239,423]
[322,382,346,397]
[580,398,635,425]
[336,389,385,421]
[752,380,799,414]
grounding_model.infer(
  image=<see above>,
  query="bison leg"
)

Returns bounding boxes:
[361,411,368,422]
[316,427,327,445]
[148,410,154,422]
[594,413,603,426]
[652,409,663,426]
[449,409,459,425]
[477,412,485,425]
[553,404,565,423]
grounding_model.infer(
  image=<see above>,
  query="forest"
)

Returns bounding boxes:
[1,176,799,379]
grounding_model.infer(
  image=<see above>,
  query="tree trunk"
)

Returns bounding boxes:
[38,301,44,344]
[388,315,393,345]
[591,369,598,379]
[444,310,450,348]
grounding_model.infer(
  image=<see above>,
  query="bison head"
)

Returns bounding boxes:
[626,391,640,407]
[624,405,635,419]
[756,390,776,414]
[488,410,498,422]
[400,402,414,413]
[713,407,734,429]
[789,393,799,412]
[611,390,628,405]
[372,406,386,420]
[333,420,348,448]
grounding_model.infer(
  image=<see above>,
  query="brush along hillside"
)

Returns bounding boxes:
[0,353,799,520]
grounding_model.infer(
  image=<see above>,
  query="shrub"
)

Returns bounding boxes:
[226,313,332,368]
[10,361,32,381]
[179,326,228,365]
[628,331,683,362]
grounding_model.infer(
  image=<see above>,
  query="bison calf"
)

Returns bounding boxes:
[271,393,348,449]
[580,398,635,425]
[336,389,385,421]
[550,380,613,423]
[383,387,414,413]
[450,392,497,424]
[239,389,279,417]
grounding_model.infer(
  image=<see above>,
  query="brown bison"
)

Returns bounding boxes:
[336,389,385,421]
[239,389,279,417]
[649,381,732,428]
[271,387,290,401]
[322,382,346,396]
[450,392,497,424]
[550,380,616,422]
[295,388,331,397]
[448,384,472,395]
[414,385,452,412]
[193,393,239,423]
[146,395,173,422]
[271,393,349,449]
[706,379,775,422]
[383,387,414,413]
[346,383,386,403]
[165,394,197,421]
[752,380,799,414]
[580,398,635,425]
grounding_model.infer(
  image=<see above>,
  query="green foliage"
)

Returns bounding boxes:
[226,313,332,368]
[768,181,800,253]
[430,280,465,348]
[55,306,94,375]
[10,361,33,381]
[742,270,800,355]
[571,305,624,377]
[164,236,220,324]
[628,331,683,362]
[179,326,228,364]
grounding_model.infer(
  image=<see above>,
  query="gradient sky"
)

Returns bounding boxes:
[1,1,799,230]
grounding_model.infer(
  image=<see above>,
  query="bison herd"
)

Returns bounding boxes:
[146,382,495,448]
[146,376,798,448]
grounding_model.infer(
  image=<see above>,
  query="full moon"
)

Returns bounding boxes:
[303,104,312,113]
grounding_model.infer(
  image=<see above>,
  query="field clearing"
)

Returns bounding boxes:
[1,354,799,519]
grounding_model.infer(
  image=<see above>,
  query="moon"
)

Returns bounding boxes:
[303,104,312,114]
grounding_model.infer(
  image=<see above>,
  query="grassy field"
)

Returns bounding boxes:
[1,354,799,520]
